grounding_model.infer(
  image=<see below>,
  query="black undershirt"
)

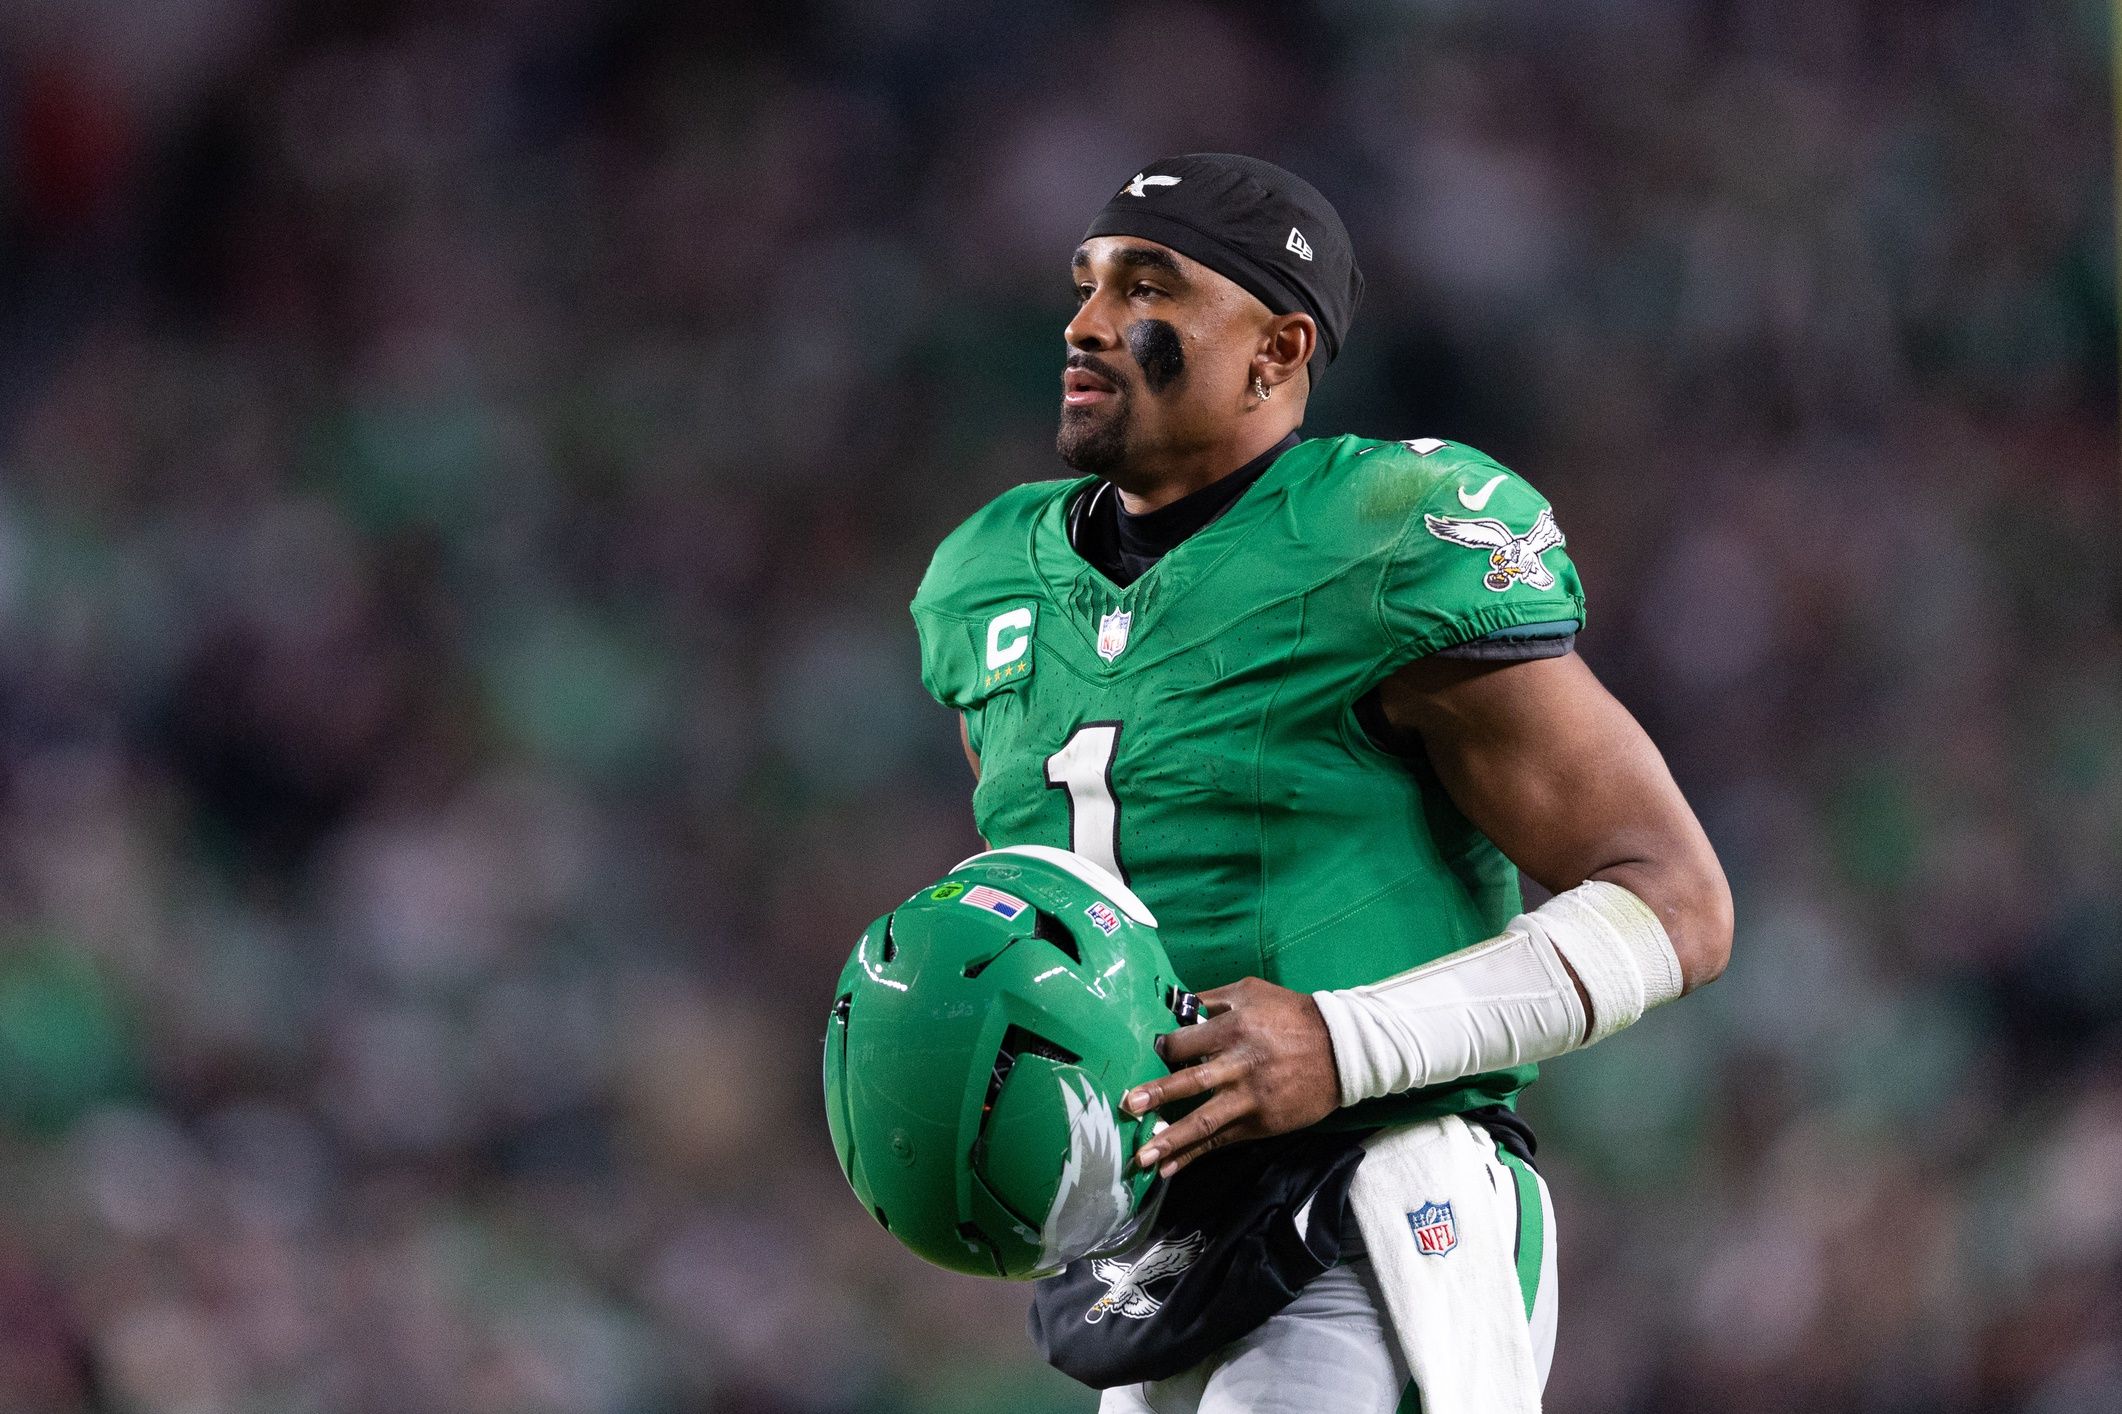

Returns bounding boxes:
[1069,432,1302,589]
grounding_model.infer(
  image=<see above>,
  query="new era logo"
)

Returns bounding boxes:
[1286,227,1313,260]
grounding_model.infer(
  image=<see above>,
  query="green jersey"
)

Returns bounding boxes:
[911,435,1586,1128]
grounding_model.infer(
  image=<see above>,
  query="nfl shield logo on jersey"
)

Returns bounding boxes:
[1407,1201,1457,1257]
[1096,609,1133,663]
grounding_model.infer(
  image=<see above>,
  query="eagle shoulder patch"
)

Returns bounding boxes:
[1423,506,1566,592]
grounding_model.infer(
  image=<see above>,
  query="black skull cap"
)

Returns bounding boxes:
[1082,154,1364,367]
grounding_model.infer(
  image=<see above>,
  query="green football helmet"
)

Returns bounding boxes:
[822,845,1198,1280]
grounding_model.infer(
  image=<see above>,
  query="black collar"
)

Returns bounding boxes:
[1069,431,1303,589]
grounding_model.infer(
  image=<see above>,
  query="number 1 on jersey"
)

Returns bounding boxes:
[1044,722,1127,882]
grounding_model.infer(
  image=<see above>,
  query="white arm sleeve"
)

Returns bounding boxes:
[1310,879,1684,1108]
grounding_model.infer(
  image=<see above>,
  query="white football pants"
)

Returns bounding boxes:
[1096,1119,1558,1414]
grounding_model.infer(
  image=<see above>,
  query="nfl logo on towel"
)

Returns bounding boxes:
[1096,609,1133,663]
[1407,1201,1457,1257]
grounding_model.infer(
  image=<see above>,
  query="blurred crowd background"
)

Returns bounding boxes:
[0,0,2115,1411]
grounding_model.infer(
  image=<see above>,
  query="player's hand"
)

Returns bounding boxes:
[1120,977,1339,1179]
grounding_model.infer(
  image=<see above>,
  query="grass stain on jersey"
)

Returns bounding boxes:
[1354,442,1455,521]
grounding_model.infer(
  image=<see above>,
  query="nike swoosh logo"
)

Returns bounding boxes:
[1458,474,1506,511]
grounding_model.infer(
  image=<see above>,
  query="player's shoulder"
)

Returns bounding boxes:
[1280,434,1555,554]
[914,476,1085,619]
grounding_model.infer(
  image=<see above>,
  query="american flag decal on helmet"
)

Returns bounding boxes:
[961,885,1028,921]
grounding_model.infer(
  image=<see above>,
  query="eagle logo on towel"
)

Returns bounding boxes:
[1408,1200,1458,1258]
[1084,1231,1207,1322]
[1423,507,1566,592]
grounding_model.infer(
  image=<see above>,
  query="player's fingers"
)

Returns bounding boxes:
[1195,983,1246,1017]
[1152,1011,1233,1067]
[1124,1053,1243,1117]
[1134,1087,1249,1170]
[1149,1107,1260,1179]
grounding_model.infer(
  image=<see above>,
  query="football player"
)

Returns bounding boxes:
[909,153,1733,1414]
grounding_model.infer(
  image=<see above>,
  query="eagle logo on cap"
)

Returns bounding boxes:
[1123,173,1182,198]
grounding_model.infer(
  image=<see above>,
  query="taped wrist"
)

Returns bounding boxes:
[1541,879,1684,1045]
[1311,879,1682,1108]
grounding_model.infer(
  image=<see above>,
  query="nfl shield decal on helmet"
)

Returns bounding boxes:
[1407,1200,1457,1257]
[1096,609,1133,663]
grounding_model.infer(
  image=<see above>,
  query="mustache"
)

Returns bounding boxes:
[1065,351,1132,391]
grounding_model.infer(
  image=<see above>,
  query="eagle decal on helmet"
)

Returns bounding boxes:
[1038,1077,1136,1273]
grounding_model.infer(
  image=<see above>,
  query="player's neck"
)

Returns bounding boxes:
[1112,416,1302,515]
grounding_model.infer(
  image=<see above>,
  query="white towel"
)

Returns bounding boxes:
[1349,1115,1543,1413]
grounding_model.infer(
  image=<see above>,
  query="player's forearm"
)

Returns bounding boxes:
[1310,876,1697,1108]
[1374,650,1735,1005]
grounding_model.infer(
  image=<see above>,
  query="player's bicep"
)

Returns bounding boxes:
[959,714,980,780]
[1376,653,1731,986]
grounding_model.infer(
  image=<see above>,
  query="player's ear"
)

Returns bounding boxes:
[1253,313,1315,397]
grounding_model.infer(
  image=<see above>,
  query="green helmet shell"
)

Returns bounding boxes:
[822,846,1193,1279]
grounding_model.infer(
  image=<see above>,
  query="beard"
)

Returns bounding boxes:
[1057,324,1187,478]
[1056,394,1132,477]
